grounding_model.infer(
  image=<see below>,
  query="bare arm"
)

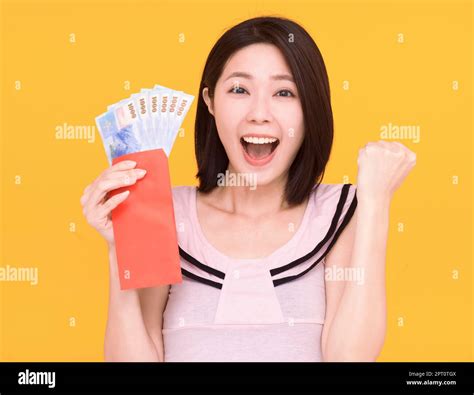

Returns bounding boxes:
[321,141,416,361]
[104,246,162,362]
[80,160,171,362]
[138,279,170,362]
[321,200,389,361]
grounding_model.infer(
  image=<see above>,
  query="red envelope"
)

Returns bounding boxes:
[109,148,182,290]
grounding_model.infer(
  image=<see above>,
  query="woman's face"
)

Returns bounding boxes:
[203,43,305,188]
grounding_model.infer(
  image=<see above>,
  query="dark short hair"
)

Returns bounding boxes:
[195,15,333,206]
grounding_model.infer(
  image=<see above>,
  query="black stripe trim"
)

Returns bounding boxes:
[181,268,223,289]
[270,183,352,277]
[273,189,358,287]
[178,246,226,280]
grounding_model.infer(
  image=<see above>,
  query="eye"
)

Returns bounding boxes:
[275,89,295,97]
[229,86,248,94]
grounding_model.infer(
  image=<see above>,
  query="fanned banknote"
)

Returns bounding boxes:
[96,85,195,164]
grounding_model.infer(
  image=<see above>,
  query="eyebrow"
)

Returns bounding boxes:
[224,71,295,83]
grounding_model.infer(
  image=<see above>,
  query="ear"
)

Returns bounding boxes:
[202,87,215,116]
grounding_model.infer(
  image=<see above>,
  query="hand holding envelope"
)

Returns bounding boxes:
[95,85,195,290]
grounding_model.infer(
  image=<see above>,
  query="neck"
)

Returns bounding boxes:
[211,165,290,218]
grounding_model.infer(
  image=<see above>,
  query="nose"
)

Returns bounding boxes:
[246,92,273,124]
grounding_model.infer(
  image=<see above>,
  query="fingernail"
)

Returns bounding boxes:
[126,161,137,166]
[136,169,147,177]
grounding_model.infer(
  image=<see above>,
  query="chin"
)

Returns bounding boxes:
[231,161,284,189]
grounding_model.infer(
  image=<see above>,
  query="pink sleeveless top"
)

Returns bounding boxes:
[162,183,357,362]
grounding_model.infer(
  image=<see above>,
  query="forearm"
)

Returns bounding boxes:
[104,245,160,362]
[323,198,390,361]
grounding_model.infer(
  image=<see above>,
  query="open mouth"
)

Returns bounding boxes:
[240,136,280,160]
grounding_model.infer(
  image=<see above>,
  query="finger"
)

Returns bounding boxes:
[88,176,136,208]
[377,140,400,152]
[388,144,403,154]
[377,141,406,156]
[80,192,88,207]
[102,168,147,181]
[389,141,408,152]
[80,183,94,207]
[377,140,392,147]
[99,190,131,216]
[82,161,137,208]
[100,169,145,201]
[103,160,137,176]
[390,141,406,147]
[83,184,92,195]
[88,169,146,208]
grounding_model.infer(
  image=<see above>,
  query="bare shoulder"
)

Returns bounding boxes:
[325,204,357,268]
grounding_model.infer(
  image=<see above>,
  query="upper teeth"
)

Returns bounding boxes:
[242,136,278,144]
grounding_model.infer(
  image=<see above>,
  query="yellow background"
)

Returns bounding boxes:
[0,0,472,361]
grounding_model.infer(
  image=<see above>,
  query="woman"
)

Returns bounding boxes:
[81,16,416,362]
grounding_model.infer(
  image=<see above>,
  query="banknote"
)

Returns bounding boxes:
[167,91,194,155]
[95,84,195,162]
[96,108,142,163]
[95,110,118,164]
